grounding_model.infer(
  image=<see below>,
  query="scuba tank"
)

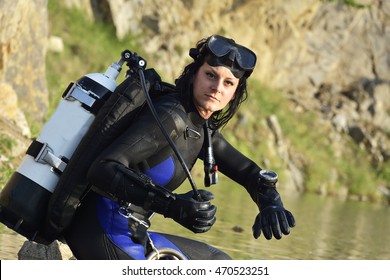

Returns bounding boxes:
[44,56,164,242]
[0,50,133,244]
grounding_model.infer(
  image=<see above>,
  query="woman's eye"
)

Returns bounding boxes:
[206,72,215,78]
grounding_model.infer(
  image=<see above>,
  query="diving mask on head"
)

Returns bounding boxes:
[190,35,257,78]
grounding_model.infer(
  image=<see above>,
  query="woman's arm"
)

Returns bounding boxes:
[212,130,261,190]
[212,130,296,240]
[87,98,185,194]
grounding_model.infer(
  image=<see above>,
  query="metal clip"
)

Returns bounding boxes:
[67,85,96,108]
[185,127,201,139]
[118,205,150,229]
[35,143,67,173]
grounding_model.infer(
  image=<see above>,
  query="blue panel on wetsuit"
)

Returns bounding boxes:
[96,195,187,259]
[148,232,188,259]
[96,196,147,259]
[144,156,175,186]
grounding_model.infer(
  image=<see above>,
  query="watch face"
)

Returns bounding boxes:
[259,170,278,183]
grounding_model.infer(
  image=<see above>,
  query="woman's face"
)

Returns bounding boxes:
[192,62,239,119]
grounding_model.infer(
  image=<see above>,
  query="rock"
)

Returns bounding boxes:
[86,0,390,170]
[0,0,49,124]
[266,115,305,192]
[332,113,348,133]
[17,240,75,260]
[348,125,366,144]
[0,83,31,138]
[48,36,64,53]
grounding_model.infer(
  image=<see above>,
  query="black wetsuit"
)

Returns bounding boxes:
[64,92,261,260]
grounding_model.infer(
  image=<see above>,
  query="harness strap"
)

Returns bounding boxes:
[26,140,68,175]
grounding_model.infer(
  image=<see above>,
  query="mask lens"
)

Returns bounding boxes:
[206,35,256,72]
[207,36,233,57]
[235,45,256,70]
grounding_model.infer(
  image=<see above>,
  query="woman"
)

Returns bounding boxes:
[64,34,296,260]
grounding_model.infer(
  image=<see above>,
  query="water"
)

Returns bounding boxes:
[1,180,389,260]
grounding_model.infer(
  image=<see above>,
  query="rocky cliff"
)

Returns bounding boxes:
[99,0,390,169]
[0,0,48,136]
[0,0,389,198]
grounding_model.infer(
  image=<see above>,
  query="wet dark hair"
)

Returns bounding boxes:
[175,37,249,129]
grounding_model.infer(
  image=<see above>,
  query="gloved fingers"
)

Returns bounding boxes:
[195,215,217,227]
[269,211,282,240]
[198,189,215,201]
[285,210,296,228]
[276,211,290,235]
[197,205,217,221]
[196,200,212,210]
[253,211,287,240]
[192,224,213,233]
[252,213,262,239]
[261,213,273,240]
[193,213,217,233]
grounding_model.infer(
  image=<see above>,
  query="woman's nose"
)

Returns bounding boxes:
[212,80,223,93]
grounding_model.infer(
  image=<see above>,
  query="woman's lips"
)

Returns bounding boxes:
[206,94,219,102]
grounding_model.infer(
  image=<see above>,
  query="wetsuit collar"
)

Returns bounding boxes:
[188,102,207,128]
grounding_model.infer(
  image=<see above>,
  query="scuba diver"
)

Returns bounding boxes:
[63,34,296,260]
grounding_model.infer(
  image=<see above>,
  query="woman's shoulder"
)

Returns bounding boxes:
[154,91,185,113]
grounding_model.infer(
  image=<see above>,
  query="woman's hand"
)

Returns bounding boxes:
[166,190,217,233]
[249,171,296,240]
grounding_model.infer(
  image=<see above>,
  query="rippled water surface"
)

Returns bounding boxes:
[1,181,389,260]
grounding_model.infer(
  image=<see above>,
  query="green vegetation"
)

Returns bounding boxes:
[321,0,368,9]
[46,1,144,116]
[0,135,16,187]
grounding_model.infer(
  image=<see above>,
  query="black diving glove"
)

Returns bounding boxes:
[165,189,217,234]
[249,170,296,240]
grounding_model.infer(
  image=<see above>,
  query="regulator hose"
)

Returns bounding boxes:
[137,68,202,201]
